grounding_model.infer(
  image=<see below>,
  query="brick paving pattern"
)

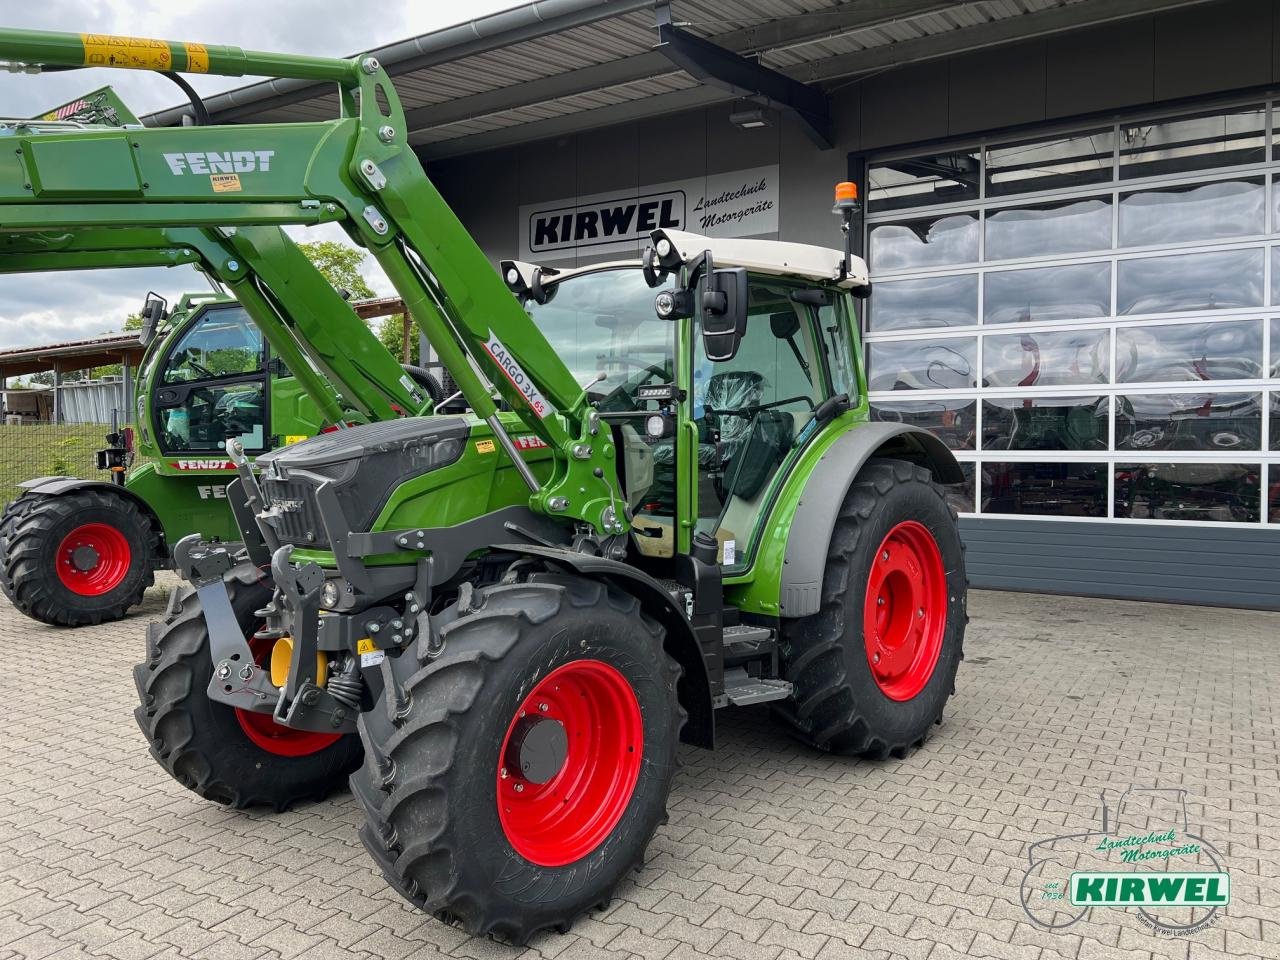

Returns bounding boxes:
[1,575,1276,959]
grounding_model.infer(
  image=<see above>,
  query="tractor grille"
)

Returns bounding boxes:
[260,478,328,547]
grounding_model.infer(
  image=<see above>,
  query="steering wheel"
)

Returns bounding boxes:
[593,359,671,411]
[182,348,217,380]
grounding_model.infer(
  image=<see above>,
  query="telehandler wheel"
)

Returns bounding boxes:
[352,574,683,943]
[2,489,157,626]
[132,565,362,811]
[0,491,43,603]
[777,458,966,758]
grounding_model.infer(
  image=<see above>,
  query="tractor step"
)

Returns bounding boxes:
[721,666,793,707]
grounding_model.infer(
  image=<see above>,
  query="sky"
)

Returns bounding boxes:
[0,0,523,351]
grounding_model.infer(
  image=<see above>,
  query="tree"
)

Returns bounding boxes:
[298,240,376,300]
[376,313,421,365]
[122,312,143,331]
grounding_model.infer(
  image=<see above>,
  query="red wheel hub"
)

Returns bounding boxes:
[863,520,947,701]
[234,635,343,758]
[55,522,131,596]
[497,659,643,867]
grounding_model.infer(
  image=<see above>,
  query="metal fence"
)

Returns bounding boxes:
[0,418,114,505]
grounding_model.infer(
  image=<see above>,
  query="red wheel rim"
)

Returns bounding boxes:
[234,635,343,757]
[55,522,131,596]
[497,659,643,867]
[862,520,947,702]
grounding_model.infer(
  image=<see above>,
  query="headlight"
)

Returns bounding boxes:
[320,578,343,610]
[654,290,676,319]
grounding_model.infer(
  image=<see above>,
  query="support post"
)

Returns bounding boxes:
[52,364,61,424]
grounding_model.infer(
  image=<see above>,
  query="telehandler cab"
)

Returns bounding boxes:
[0,28,967,942]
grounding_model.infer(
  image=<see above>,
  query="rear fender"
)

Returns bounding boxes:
[17,476,170,562]
[779,423,962,618]
[494,543,714,749]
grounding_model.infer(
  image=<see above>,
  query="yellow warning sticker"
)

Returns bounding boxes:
[184,42,209,73]
[356,638,377,655]
[210,173,242,193]
[81,34,172,71]
[283,434,308,445]
[474,439,496,454]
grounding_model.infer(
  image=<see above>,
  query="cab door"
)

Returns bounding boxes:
[152,304,269,455]
[688,278,833,570]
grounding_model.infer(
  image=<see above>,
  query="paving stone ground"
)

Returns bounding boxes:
[1,575,1276,960]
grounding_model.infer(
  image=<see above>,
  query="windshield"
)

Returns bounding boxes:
[524,267,674,411]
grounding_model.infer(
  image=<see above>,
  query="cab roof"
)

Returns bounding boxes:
[540,230,869,290]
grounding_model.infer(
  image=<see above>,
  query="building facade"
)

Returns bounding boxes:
[168,0,1280,608]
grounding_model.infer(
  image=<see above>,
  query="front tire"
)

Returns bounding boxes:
[132,564,362,810]
[2,489,156,626]
[776,458,966,757]
[352,574,682,942]
[0,491,43,603]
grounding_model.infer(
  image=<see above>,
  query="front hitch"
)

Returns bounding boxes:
[171,534,277,716]
[269,544,357,734]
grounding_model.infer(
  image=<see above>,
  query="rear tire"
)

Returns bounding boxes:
[776,458,966,757]
[0,491,44,603]
[3,489,157,626]
[352,574,682,942]
[132,564,362,810]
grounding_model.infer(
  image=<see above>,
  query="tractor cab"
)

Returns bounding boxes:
[508,230,868,577]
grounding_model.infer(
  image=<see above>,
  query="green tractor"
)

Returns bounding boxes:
[0,29,966,942]
[0,287,441,627]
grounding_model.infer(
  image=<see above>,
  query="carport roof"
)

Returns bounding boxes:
[142,0,1216,159]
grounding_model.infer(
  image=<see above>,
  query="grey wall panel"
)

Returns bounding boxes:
[704,101,782,175]
[778,111,848,250]
[1154,0,1273,101]
[576,123,639,198]
[518,136,576,206]
[1045,16,1155,117]
[859,60,949,151]
[637,107,707,185]
[948,39,1047,136]
[960,517,1280,610]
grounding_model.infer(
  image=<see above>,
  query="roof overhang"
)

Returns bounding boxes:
[141,0,1220,162]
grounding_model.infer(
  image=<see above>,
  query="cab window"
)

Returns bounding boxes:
[692,280,828,567]
[153,306,267,453]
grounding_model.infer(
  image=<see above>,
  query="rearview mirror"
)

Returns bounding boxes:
[139,291,168,346]
[699,266,748,362]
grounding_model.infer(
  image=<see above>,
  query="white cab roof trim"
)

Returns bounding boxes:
[535,230,870,289]
[661,230,869,288]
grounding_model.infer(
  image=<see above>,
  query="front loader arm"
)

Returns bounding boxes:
[0,28,628,535]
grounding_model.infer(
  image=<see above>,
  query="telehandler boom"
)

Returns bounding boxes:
[0,28,968,943]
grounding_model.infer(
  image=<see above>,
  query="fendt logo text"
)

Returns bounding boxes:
[162,150,275,175]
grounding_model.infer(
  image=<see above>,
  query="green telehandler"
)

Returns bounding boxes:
[0,28,967,942]
[0,261,441,627]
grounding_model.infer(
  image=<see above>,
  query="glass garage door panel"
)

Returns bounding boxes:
[869,212,978,271]
[1117,248,1263,315]
[870,398,975,449]
[1115,463,1260,522]
[1119,178,1263,247]
[986,129,1115,197]
[1115,320,1262,382]
[866,99,1280,524]
[1120,104,1265,179]
[984,262,1111,324]
[985,196,1112,261]
[1115,392,1261,452]
[869,274,978,331]
[867,338,976,391]
[982,462,1107,517]
[984,329,1109,388]
[982,396,1109,451]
